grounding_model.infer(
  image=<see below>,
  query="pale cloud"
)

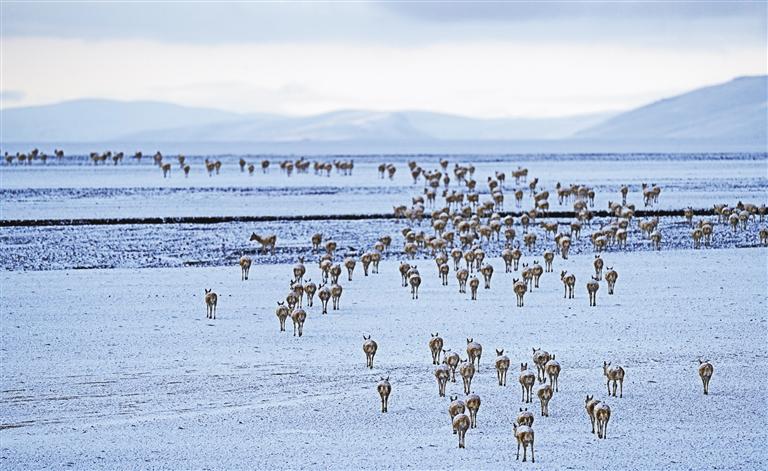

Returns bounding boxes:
[2,37,765,117]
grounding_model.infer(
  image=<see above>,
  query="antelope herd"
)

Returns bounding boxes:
[197,155,751,458]
[8,149,762,461]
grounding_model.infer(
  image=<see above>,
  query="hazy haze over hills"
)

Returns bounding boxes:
[1,76,766,152]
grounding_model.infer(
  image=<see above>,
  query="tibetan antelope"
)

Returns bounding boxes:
[519,363,536,403]
[594,403,611,439]
[593,255,604,280]
[459,359,475,395]
[331,283,343,310]
[204,289,217,319]
[513,423,535,463]
[291,308,307,337]
[239,256,252,280]
[377,377,391,412]
[435,362,451,397]
[448,395,466,433]
[561,271,575,299]
[304,280,316,307]
[250,233,277,255]
[585,395,601,434]
[532,348,551,383]
[587,276,600,306]
[428,333,443,365]
[537,384,553,417]
[275,301,290,331]
[603,361,625,397]
[363,335,378,368]
[317,284,331,314]
[466,338,482,368]
[469,276,479,300]
[605,267,618,294]
[466,392,481,428]
[453,414,471,448]
[513,278,527,307]
[545,355,561,392]
[698,360,714,395]
[495,349,510,386]
[444,350,460,382]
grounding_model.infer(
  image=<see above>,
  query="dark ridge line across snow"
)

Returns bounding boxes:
[0,208,719,227]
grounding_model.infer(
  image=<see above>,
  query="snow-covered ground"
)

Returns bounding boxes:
[1,248,767,469]
[1,154,765,219]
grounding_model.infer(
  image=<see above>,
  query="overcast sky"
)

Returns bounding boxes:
[1,1,766,118]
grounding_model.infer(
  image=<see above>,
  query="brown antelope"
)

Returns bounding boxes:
[275,301,290,331]
[587,276,600,306]
[543,250,554,272]
[466,338,482,368]
[439,263,449,286]
[183,164,190,177]
[561,271,576,299]
[428,333,443,365]
[239,256,252,280]
[459,359,475,395]
[286,290,299,311]
[317,284,331,314]
[537,384,553,417]
[304,280,316,307]
[698,360,714,395]
[545,356,561,392]
[448,395,466,433]
[559,235,571,259]
[377,377,391,413]
[585,395,601,434]
[605,267,618,294]
[204,289,217,319]
[495,349,510,386]
[444,350,460,382]
[603,361,625,397]
[469,276,479,300]
[343,257,356,281]
[594,402,611,439]
[363,335,378,368]
[650,229,662,250]
[532,348,551,383]
[517,407,534,426]
[466,392,481,428]
[519,363,536,403]
[456,268,469,293]
[250,233,277,255]
[531,261,543,289]
[329,264,342,284]
[293,257,306,283]
[502,246,514,272]
[513,278,527,307]
[398,261,410,286]
[480,263,493,289]
[291,308,306,337]
[593,255,604,280]
[310,233,323,252]
[453,413,471,448]
[513,423,535,463]
[291,281,304,308]
[161,162,171,177]
[409,272,421,299]
[331,283,343,310]
[435,362,451,397]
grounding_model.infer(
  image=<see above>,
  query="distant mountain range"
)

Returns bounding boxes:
[575,75,767,141]
[1,76,765,152]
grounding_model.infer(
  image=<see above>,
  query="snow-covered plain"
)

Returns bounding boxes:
[1,249,767,469]
[1,154,765,219]
[1,153,767,470]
